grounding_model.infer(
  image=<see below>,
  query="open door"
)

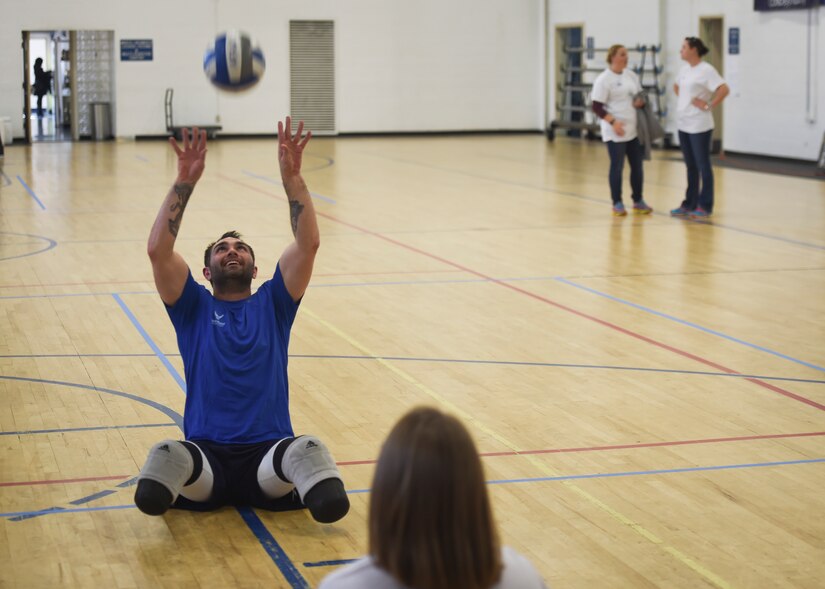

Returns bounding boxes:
[22,31,31,144]
[700,16,724,154]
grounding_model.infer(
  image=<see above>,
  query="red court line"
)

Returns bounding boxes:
[0,475,130,488]
[216,175,825,413]
[337,431,825,466]
[8,434,822,483]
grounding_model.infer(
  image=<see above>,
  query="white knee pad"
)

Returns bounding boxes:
[137,440,193,503]
[282,436,342,501]
[179,443,214,503]
[257,439,296,500]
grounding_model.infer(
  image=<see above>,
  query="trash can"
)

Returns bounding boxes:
[90,102,111,140]
[0,116,11,153]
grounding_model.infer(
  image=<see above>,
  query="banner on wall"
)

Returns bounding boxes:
[754,0,824,10]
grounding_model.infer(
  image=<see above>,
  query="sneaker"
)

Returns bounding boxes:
[612,203,627,216]
[670,206,690,217]
[689,207,711,219]
[632,200,653,214]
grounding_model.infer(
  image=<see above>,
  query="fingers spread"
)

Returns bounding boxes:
[168,136,183,156]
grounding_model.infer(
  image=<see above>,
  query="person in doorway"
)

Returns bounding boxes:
[671,36,730,219]
[32,58,52,118]
[318,407,548,589]
[134,118,350,524]
[591,44,653,217]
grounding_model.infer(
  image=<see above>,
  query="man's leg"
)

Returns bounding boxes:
[135,440,214,515]
[257,436,349,523]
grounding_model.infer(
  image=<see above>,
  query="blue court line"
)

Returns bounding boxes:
[15,176,46,210]
[304,558,358,568]
[242,170,337,204]
[0,231,57,261]
[483,457,825,485]
[135,155,149,162]
[111,296,309,588]
[5,456,823,521]
[343,456,825,495]
[555,277,825,373]
[7,505,133,520]
[1,422,177,436]
[70,489,116,505]
[112,293,187,392]
[237,507,309,588]
[116,477,138,488]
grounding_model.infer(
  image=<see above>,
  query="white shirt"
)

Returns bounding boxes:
[675,61,725,133]
[591,68,642,143]
[318,546,549,589]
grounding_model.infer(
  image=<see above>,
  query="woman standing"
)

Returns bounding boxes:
[32,58,53,118]
[591,44,653,216]
[671,37,729,219]
[319,407,548,589]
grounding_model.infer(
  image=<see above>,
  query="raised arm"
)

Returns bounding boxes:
[277,117,320,301]
[147,128,207,305]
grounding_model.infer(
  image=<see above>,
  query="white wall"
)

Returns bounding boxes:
[0,0,542,139]
[2,1,823,160]
[547,0,825,161]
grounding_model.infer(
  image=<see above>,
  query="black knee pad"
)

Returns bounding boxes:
[303,478,350,523]
[134,479,174,516]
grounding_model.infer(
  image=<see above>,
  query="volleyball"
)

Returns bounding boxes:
[203,30,265,91]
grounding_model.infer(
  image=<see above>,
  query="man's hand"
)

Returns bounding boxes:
[169,128,207,185]
[278,117,311,181]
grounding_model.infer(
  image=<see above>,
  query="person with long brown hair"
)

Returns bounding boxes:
[319,407,547,589]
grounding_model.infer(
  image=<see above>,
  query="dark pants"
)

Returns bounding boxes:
[678,129,714,212]
[35,94,45,117]
[606,138,643,205]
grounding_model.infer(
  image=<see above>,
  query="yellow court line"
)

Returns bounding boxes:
[302,306,733,589]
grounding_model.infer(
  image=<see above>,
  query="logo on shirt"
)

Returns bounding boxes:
[212,311,225,327]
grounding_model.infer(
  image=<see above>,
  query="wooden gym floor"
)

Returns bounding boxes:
[1,132,824,588]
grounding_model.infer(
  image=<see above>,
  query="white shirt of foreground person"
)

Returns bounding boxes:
[591,67,642,143]
[318,546,549,589]
[675,61,725,134]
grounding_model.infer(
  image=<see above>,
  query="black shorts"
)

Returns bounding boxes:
[171,438,305,513]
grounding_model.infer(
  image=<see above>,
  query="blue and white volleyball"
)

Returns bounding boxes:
[203,30,265,91]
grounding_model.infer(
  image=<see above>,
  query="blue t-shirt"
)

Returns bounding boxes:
[166,266,299,443]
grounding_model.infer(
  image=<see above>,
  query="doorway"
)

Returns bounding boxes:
[22,29,115,144]
[24,31,71,143]
[699,16,724,153]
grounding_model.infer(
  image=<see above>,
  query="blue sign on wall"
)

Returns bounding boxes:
[728,28,740,55]
[754,0,823,10]
[120,39,153,61]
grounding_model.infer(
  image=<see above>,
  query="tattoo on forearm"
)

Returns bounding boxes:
[168,183,193,237]
[289,199,305,236]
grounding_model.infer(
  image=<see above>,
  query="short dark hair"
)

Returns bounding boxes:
[204,230,255,267]
[369,407,502,589]
[685,36,709,57]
